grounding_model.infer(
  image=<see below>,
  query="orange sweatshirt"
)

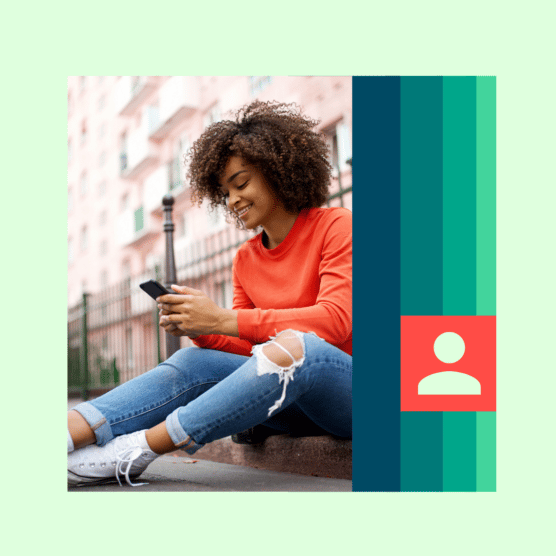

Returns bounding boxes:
[193,207,352,356]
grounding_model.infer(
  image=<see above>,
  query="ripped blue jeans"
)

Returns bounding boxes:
[72,331,352,454]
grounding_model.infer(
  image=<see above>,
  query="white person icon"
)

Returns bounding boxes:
[418,332,481,395]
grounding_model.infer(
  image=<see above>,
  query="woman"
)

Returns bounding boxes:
[67,101,352,487]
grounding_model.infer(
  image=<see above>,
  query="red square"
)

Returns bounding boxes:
[401,316,496,411]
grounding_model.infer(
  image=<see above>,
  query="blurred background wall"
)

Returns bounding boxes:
[67,75,352,395]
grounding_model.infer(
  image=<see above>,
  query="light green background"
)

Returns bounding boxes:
[3,1,554,554]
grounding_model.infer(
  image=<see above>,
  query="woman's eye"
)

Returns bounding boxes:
[237,181,248,189]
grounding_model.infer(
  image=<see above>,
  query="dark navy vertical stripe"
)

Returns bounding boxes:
[352,76,401,492]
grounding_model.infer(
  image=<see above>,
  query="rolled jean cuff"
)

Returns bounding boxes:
[166,408,203,455]
[71,402,114,446]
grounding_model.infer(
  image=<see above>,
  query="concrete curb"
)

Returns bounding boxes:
[174,435,352,480]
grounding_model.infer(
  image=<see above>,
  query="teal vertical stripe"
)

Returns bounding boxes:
[476,412,496,491]
[443,412,477,491]
[443,77,477,315]
[476,77,496,316]
[401,412,443,492]
[353,77,401,491]
[401,77,443,315]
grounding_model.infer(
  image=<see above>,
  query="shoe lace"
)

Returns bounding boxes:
[115,445,149,487]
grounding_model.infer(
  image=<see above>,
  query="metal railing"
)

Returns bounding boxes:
[68,180,352,399]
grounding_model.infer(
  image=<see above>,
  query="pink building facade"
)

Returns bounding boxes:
[68,76,352,386]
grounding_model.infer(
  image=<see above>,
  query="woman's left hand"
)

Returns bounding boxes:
[157,285,224,338]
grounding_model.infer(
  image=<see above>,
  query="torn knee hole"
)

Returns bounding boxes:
[253,330,306,417]
[262,334,304,368]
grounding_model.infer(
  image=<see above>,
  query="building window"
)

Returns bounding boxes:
[147,103,160,135]
[208,204,226,231]
[100,239,108,256]
[68,237,74,265]
[120,132,128,174]
[215,280,233,309]
[99,180,106,197]
[178,213,188,238]
[322,119,352,175]
[121,260,131,280]
[169,135,189,191]
[249,76,272,96]
[80,226,88,252]
[179,135,190,176]
[99,122,106,139]
[100,269,108,289]
[81,120,87,144]
[80,172,88,196]
[134,206,144,233]
[80,76,87,92]
[131,76,142,95]
[168,157,181,191]
[203,103,221,129]
[98,94,106,111]
[126,327,133,369]
[99,150,106,167]
[121,193,129,212]
[99,209,107,226]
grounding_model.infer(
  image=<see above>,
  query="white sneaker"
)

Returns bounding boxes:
[67,430,159,487]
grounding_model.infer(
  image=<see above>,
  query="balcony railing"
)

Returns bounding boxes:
[115,76,160,116]
[149,77,199,141]
[116,206,158,248]
[121,113,160,180]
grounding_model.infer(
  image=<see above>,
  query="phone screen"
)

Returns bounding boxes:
[139,280,171,300]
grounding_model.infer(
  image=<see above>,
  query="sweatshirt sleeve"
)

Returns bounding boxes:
[191,254,256,356]
[191,333,254,356]
[236,211,352,347]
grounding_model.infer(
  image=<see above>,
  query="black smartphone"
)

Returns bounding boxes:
[139,280,173,300]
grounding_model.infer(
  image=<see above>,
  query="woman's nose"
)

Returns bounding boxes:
[227,191,239,210]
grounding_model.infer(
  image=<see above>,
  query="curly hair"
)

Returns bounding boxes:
[186,101,332,228]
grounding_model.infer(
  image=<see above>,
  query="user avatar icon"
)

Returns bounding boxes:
[400,315,496,412]
[418,332,481,395]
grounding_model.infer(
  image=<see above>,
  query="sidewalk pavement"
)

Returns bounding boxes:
[68,398,352,492]
[68,455,352,492]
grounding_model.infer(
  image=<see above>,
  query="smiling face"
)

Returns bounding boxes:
[219,156,285,231]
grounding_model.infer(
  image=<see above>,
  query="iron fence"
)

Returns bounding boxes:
[68,179,351,400]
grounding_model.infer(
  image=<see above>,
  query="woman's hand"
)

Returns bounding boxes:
[157,285,237,338]
[158,306,192,338]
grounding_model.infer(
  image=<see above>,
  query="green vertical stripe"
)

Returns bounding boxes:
[443,412,477,491]
[401,77,443,315]
[476,77,496,316]
[476,412,496,491]
[443,77,477,315]
[401,412,443,492]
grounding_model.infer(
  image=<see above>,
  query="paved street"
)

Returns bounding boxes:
[68,454,352,492]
